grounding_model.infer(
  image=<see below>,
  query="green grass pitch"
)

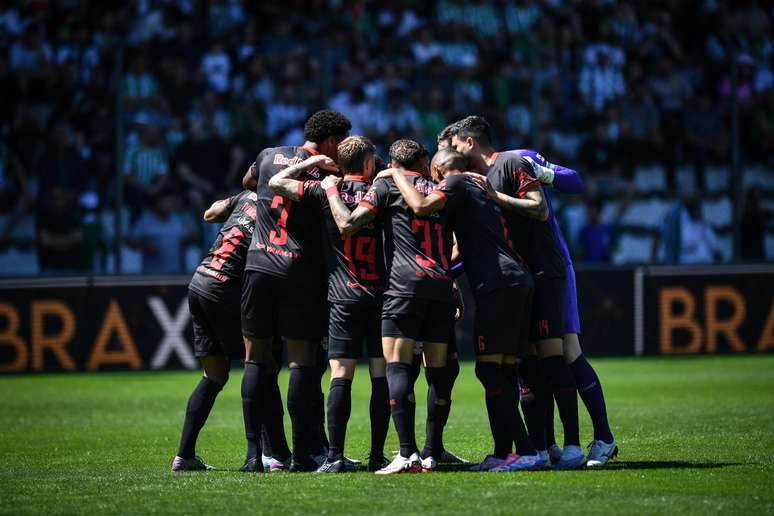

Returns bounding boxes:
[1,356,773,515]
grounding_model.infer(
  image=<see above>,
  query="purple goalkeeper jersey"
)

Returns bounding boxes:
[513,149,584,334]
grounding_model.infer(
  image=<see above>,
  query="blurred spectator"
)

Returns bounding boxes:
[578,199,617,263]
[661,198,723,265]
[752,89,774,163]
[579,44,626,112]
[122,123,169,215]
[579,122,618,176]
[619,83,661,178]
[201,43,231,94]
[741,187,769,261]
[683,92,729,191]
[9,26,52,75]
[37,186,85,274]
[127,192,195,274]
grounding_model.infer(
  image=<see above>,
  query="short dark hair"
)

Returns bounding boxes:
[303,109,352,143]
[337,135,375,174]
[437,122,458,145]
[452,115,492,145]
[432,149,468,172]
[389,138,426,170]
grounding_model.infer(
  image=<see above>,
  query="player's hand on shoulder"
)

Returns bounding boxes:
[304,154,339,172]
[320,174,341,190]
[463,171,496,197]
[374,168,399,181]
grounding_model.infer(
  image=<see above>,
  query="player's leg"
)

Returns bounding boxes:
[285,339,320,472]
[261,337,292,471]
[419,340,449,470]
[375,297,427,474]
[172,292,231,472]
[563,332,618,465]
[366,306,390,472]
[309,340,329,462]
[489,286,541,472]
[239,271,278,472]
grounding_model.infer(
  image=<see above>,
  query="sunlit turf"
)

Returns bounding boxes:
[1,356,773,514]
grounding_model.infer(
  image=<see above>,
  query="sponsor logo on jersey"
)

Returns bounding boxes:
[273,154,305,166]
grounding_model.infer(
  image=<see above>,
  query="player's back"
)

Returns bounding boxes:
[487,150,565,278]
[190,190,257,302]
[437,174,530,294]
[361,172,452,301]
[246,145,329,285]
[307,176,385,305]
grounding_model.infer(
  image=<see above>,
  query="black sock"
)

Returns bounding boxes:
[386,362,418,458]
[287,366,317,462]
[518,356,548,451]
[178,377,222,459]
[423,366,452,458]
[265,367,291,460]
[546,394,557,447]
[569,354,614,442]
[326,378,352,461]
[542,356,580,447]
[241,361,268,460]
[311,349,329,455]
[369,376,390,458]
[501,361,536,457]
[475,361,515,459]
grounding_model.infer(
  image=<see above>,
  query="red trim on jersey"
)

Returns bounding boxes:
[402,171,422,177]
[359,201,378,213]
[302,145,320,156]
[297,181,304,199]
[344,175,371,183]
[487,152,499,166]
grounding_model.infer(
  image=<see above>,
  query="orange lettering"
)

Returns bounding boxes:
[0,303,27,372]
[660,287,702,354]
[705,286,746,353]
[31,300,76,371]
[758,302,774,352]
[86,300,142,370]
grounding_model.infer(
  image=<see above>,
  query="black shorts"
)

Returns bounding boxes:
[474,285,532,357]
[529,275,567,341]
[240,270,324,340]
[381,296,454,343]
[327,302,382,360]
[189,290,243,358]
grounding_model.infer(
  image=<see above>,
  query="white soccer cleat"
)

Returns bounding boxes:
[555,445,586,470]
[470,455,506,472]
[374,452,422,475]
[548,444,563,465]
[420,455,437,472]
[586,440,618,467]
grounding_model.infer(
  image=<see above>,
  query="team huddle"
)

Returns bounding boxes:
[172,109,618,474]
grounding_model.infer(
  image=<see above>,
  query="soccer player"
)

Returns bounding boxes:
[379,148,543,471]
[449,116,584,469]
[239,109,351,473]
[325,139,454,475]
[171,189,257,472]
[520,152,618,466]
[267,135,391,473]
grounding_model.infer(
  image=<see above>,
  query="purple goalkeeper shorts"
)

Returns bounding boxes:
[564,261,581,334]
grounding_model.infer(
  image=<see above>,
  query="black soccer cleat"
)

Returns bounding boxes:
[239,456,264,473]
[288,458,318,473]
[315,459,346,473]
[367,454,388,472]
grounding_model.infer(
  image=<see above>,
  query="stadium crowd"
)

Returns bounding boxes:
[0,0,772,275]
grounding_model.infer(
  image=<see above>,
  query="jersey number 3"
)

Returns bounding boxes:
[269,195,291,246]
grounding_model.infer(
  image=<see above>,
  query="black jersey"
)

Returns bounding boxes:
[301,176,384,306]
[359,172,453,301]
[434,174,530,294]
[487,151,565,278]
[189,190,257,303]
[244,145,331,285]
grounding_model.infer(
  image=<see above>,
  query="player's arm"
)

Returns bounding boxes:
[268,155,338,201]
[203,198,230,223]
[464,172,549,222]
[324,175,377,235]
[382,168,445,216]
[523,153,584,195]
